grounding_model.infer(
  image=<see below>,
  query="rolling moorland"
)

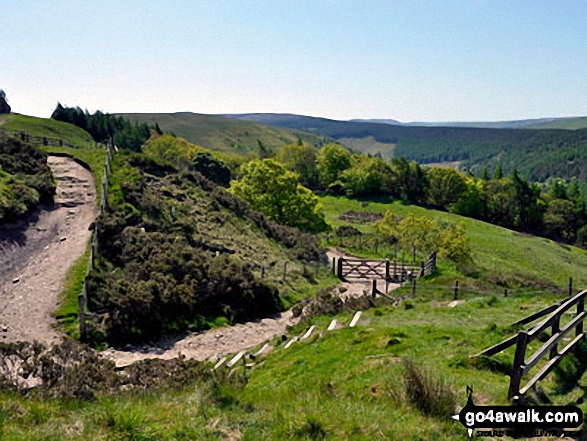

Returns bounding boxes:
[226,113,587,181]
[118,112,336,156]
[3,111,587,440]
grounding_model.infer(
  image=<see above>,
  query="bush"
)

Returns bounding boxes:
[0,132,55,221]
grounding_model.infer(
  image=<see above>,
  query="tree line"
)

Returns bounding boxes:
[261,142,587,246]
[51,104,161,151]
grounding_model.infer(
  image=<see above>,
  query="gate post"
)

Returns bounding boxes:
[337,257,345,281]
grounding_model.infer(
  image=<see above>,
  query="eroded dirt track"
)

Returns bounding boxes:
[102,311,298,367]
[0,156,96,344]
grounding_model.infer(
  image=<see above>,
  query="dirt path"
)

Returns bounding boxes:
[0,156,96,344]
[103,249,399,367]
[102,311,297,367]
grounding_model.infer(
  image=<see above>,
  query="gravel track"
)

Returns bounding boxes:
[0,156,96,343]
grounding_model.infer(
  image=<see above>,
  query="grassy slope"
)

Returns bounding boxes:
[319,196,587,290]
[1,292,580,440]
[337,136,396,159]
[118,112,333,154]
[0,114,95,147]
[3,195,587,439]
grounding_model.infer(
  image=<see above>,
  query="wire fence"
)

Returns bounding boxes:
[252,259,333,282]
[79,139,113,338]
[6,130,101,149]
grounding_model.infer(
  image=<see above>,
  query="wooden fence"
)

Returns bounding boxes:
[475,289,587,400]
[335,251,436,283]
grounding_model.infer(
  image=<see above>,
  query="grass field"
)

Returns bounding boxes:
[0,114,95,147]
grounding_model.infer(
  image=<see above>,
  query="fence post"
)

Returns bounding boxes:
[577,296,584,337]
[331,257,335,275]
[372,280,377,297]
[508,331,529,400]
[282,262,288,282]
[550,315,560,359]
[453,280,459,301]
[420,261,425,277]
[385,260,390,281]
[411,278,417,297]
[569,277,573,298]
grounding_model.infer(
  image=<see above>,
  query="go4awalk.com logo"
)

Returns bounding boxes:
[452,387,583,439]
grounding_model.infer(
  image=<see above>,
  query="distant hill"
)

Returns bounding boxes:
[119,112,334,155]
[226,113,587,181]
[349,118,402,125]
[349,116,587,129]
[523,116,587,130]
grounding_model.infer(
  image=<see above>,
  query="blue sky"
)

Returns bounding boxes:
[2,0,586,121]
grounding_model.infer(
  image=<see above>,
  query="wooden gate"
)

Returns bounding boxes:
[336,252,436,283]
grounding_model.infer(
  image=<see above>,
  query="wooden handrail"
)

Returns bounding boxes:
[527,290,586,340]
[476,290,587,399]
[508,290,587,399]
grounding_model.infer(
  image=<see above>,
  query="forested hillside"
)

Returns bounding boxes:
[226,113,587,181]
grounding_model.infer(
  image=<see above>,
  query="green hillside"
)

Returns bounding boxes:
[320,196,587,289]
[0,113,95,147]
[4,186,587,439]
[118,112,334,155]
[1,290,572,440]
